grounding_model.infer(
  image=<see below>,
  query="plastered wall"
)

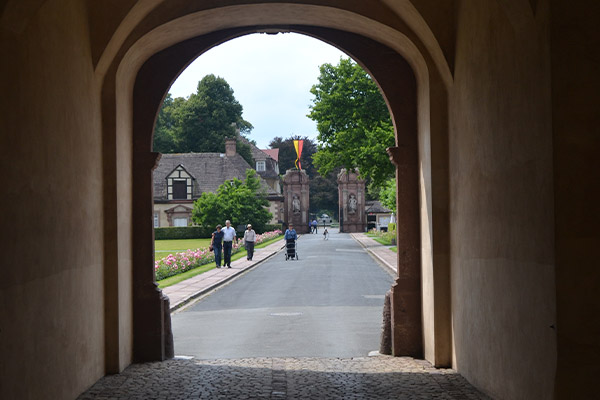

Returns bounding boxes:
[0,1,106,399]
[449,1,556,399]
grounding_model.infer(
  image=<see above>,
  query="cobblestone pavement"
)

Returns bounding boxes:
[79,356,491,399]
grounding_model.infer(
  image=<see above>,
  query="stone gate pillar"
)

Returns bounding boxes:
[337,169,366,233]
[283,169,310,234]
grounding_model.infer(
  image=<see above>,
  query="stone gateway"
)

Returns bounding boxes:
[283,169,310,233]
[338,169,366,233]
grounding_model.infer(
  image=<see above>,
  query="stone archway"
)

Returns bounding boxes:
[130,25,427,363]
[100,1,453,373]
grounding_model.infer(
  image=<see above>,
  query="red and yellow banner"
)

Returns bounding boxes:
[293,139,303,170]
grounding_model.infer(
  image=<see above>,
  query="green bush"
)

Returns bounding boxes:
[262,223,283,233]
[388,222,396,231]
[383,229,397,245]
[154,226,214,240]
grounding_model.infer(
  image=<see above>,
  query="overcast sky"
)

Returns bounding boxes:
[168,33,348,149]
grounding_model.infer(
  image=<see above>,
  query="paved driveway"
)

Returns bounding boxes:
[171,229,395,359]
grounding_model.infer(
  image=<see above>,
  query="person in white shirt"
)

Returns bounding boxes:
[222,220,236,268]
[243,224,257,261]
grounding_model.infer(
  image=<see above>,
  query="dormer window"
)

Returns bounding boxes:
[256,160,266,171]
[167,165,194,200]
[172,180,187,199]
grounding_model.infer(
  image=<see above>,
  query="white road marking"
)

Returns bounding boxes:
[269,312,303,317]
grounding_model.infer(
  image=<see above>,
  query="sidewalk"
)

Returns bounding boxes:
[163,238,286,311]
[350,233,397,274]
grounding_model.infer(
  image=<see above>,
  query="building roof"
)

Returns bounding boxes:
[239,136,280,179]
[261,148,279,162]
[153,152,276,200]
[239,136,270,161]
[365,200,392,214]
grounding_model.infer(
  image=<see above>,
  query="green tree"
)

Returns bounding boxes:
[308,58,395,190]
[192,169,272,233]
[153,75,254,165]
[153,94,184,153]
[378,177,397,213]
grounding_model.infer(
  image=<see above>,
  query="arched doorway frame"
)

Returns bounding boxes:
[99,3,452,373]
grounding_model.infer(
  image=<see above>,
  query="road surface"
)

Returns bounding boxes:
[171,228,394,359]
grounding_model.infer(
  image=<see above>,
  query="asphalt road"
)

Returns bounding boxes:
[171,228,394,359]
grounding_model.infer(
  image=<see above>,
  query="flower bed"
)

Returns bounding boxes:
[252,230,283,244]
[154,230,282,281]
[367,228,397,246]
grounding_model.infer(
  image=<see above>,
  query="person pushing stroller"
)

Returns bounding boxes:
[284,224,298,260]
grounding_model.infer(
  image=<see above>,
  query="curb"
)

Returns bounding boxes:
[350,233,397,275]
[169,241,286,312]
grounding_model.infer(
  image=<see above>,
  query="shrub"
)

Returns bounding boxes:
[382,229,397,245]
[262,223,283,233]
[367,227,397,245]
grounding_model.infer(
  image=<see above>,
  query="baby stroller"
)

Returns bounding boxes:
[285,238,298,260]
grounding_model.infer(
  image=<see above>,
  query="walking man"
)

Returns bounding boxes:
[243,224,256,261]
[222,220,236,268]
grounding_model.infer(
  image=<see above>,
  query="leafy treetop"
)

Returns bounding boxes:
[308,58,395,190]
[153,75,254,165]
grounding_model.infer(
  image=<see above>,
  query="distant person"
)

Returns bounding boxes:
[323,227,329,240]
[210,224,224,268]
[312,219,318,234]
[243,224,256,261]
[222,219,236,268]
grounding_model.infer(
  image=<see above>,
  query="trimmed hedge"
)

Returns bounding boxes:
[154,226,214,240]
[155,223,284,240]
[262,223,283,233]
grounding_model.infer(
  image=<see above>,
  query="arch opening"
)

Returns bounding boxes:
[102,2,452,374]
[130,25,424,363]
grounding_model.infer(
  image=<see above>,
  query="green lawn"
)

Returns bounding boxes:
[389,246,397,253]
[372,236,393,246]
[156,235,284,289]
[155,238,212,260]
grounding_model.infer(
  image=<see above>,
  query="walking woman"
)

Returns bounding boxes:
[211,224,224,268]
[244,224,257,261]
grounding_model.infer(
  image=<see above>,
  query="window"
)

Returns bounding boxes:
[256,160,266,171]
[173,217,188,227]
[154,212,160,228]
[172,180,187,199]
